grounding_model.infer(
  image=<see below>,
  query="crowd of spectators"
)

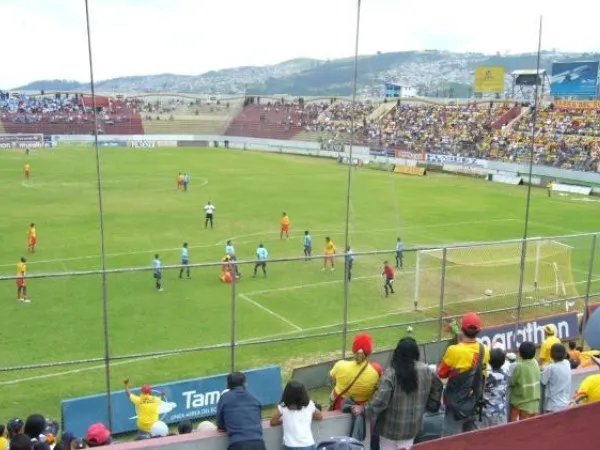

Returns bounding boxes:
[3,312,600,450]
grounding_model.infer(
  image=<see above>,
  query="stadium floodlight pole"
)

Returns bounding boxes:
[513,15,543,347]
[84,0,113,430]
[341,0,362,359]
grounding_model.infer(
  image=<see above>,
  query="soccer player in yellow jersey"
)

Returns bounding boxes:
[323,236,336,271]
[17,257,30,303]
[280,212,290,239]
[177,172,184,190]
[24,163,31,180]
[28,223,37,253]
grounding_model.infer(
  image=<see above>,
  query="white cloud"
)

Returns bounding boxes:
[0,0,598,88]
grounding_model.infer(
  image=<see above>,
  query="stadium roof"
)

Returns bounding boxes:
[511,69,547,76]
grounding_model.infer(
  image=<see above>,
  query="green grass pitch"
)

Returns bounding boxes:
[0,146,599,421]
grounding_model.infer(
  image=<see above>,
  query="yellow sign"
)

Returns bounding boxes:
[474,67,505,93]
[554,100,600,110]
[393,165,426,176]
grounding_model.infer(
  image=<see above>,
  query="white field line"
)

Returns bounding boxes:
[5,275,600,386]
[239,293,303,332]
[0,218,520,269]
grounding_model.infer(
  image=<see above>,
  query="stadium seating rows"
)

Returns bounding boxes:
[1,92,599,171]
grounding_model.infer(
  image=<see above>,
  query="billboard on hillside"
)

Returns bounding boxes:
[474,67,505,93]
[550,62,599,97]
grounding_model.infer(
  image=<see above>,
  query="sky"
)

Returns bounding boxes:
[1,0,599,88]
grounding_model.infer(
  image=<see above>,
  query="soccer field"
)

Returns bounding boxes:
[0,147,599,421]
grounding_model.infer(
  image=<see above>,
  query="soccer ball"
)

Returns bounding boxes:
[407,326,414,334]
[484,289,493,296]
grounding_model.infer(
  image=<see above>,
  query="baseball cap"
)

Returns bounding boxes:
[141,384,152,395]
[85,423,111,447]
[461,312,481,331]
[544,324,557,335]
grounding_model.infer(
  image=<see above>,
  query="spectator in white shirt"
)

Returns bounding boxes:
[540,343,572,413]
[270,380,323,450]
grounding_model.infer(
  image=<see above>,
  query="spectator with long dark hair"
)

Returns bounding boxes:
[270,380,323,450]
[352,337,442,450]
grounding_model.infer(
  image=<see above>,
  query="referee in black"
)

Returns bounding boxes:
[204,201,216,229]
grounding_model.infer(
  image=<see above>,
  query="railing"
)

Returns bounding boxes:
[0,232,598,423]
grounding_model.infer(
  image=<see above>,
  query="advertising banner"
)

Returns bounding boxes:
[426,154,483,166]
[554,100,600,110]
[177,140,210,147]
[61,365,282,437]
[478,312,580,351]
[369,148,395,157]
[395,149,424,160]
[97,141,127,148]
[474,67,505,93]
[550,62,599,97]
[393,165,426,176]
[0,134,45,149]
[320,141,345,152]
[128,141,157,149]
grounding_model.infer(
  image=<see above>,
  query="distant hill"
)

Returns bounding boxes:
[13,51,600,98]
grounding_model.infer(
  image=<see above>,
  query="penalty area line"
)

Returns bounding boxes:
[238,293,303,332]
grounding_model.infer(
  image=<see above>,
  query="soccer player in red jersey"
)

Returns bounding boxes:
[382,261,395,297]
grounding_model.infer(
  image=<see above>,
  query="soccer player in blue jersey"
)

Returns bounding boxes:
[153,254,163,291]
[345,245,354,282]
[179,242,190,279]
[303,230,312,260]
[183,173,190,192]
[253,243,268,278]
[395,237,404,269]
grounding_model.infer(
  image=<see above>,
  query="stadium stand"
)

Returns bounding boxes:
[2,91,600,172]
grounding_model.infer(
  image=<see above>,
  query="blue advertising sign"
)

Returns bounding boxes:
[369,147,395,157]
[477,312,580,351]
[550,61,599,97]
[384,83,401,98]
[61,365,282,437]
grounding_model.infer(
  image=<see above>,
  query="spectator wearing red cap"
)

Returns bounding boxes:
[329,333,381,411]
[124,377,165,438]
[437,312,490,436]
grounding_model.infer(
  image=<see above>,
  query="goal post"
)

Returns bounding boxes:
[413,238,577,312]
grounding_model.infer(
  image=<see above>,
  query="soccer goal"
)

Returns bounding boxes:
[412,238,578,312]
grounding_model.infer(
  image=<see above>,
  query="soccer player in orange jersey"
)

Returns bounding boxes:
[177,173,184,190]
[17,257,30,303]
[28,223,37,253]
[323,236,336,271]
[280,212,290,239]
[24,163,31,180]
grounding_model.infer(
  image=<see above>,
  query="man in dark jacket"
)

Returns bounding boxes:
[216,372,265,450]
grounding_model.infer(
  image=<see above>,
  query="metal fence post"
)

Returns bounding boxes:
[230,262,237,372]
[436,248,448,346]
[581,234,598,341]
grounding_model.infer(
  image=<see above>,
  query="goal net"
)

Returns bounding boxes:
[413,238,578,315]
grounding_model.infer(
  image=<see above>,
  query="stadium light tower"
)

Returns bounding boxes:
[341,0,362,358]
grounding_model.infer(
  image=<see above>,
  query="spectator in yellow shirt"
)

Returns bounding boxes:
[0,425,7,450]
[124,378,164,438]
[573,373,600,406]
[329,333,381,410]
[539,324,561,368]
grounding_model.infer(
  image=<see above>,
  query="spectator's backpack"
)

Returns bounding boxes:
[443,343,485,420]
